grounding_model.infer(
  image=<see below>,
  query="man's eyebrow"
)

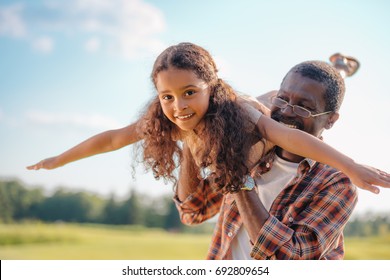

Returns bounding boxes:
[278,90,315,103]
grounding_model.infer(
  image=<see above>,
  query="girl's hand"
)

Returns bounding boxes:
[237,95,270,116]
[347,163,390,194]
[26,157,61,170]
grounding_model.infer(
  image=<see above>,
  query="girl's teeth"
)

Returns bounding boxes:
[176,114,193,119]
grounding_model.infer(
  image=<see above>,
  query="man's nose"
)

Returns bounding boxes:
[280,103,296,116]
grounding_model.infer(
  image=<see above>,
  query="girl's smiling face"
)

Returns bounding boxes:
[156,67,211,131]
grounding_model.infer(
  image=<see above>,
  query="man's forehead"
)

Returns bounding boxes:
[280,72,326,100]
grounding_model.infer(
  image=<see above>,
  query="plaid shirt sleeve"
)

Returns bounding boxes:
[173,179,223,225]
[250,168,358,260]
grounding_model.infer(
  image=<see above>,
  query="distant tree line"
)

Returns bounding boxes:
[0,179,183,231]
[344,212,390,237]
[1,179,389,236]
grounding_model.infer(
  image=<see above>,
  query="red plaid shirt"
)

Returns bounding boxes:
[174,152,358,260]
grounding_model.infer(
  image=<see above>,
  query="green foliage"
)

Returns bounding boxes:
[0,179,183,230]
[102,194,123,224]
[1,178,389,239]
[0,180,45,222]
[38,189,105,223]
[164,199,183,230]
[125,189,144,225]
[344,212,390,237]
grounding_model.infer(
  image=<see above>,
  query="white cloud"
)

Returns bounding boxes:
[26,110,122,130]
[0,0,166,59]
[84,37,101,52]
[32,36,54,53]
[0,3,27,38]
[70,0,167,58]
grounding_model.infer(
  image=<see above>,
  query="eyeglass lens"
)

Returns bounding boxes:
[272,98,311,118]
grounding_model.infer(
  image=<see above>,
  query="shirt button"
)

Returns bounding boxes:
[288,217,294,223]
[228,232,233,237]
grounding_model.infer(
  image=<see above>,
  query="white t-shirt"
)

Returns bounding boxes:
[231,155,299,259]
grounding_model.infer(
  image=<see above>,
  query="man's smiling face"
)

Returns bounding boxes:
[271,71,330,138]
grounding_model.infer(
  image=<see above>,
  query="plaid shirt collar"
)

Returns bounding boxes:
[254,147,316,178]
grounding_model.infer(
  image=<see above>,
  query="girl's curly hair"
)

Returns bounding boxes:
[136,42,257,193]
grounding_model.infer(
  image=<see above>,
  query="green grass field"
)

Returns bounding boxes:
[344,235,390,260]
[1,223,389,260]
[0,223,211,259]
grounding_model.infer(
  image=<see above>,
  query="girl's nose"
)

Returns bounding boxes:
[174,99,188,111]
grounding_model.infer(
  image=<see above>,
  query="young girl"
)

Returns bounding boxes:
[27,42,390,194]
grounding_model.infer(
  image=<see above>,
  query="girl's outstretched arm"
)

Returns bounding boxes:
[257,114,390,194]
[27,121,142,170]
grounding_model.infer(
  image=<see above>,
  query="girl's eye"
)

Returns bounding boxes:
[185,90,195,96]
[162,95,173,100]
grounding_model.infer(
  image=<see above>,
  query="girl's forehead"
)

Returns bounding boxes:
[155,68,208,91]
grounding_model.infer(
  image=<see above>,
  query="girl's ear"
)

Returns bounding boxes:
[325,112,339,130]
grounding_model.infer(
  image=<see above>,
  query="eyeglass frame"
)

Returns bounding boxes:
[271,96,333,118]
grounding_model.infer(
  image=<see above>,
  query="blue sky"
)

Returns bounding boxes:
[1,0,389,214]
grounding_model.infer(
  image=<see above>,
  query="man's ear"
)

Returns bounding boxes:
[325,112,339,129]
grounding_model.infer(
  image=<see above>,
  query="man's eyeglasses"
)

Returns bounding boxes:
[271,97,332,118]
